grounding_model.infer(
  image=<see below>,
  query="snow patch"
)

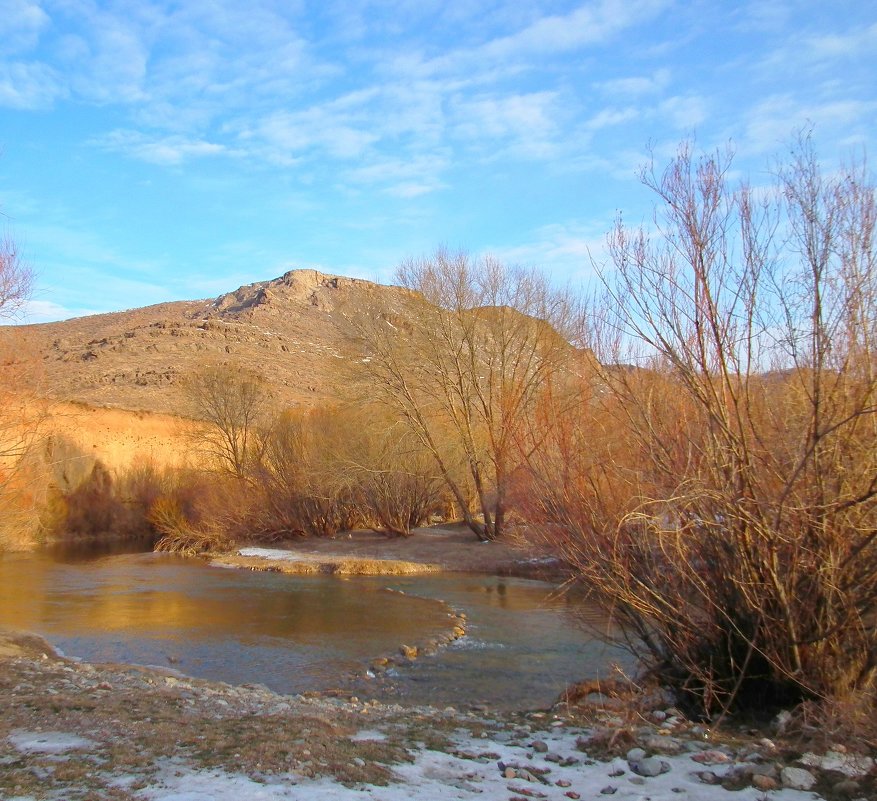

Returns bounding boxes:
[8,730,96,754]
[132,726,821,801]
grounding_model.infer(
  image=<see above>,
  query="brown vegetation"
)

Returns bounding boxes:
[0,212,41,549]
[348,248,578,541]
[519,137,877,720]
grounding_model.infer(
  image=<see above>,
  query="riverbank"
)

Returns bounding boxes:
[210,523,566,578]
[2,628,873,801]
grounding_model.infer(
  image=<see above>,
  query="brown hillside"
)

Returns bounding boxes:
[0,270,412,417]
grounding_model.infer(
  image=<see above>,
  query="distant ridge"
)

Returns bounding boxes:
[1,270,409,417]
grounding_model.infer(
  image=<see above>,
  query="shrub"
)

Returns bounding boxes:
[521,138,877,720]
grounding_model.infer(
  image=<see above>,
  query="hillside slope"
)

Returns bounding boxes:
[1,270,410,417]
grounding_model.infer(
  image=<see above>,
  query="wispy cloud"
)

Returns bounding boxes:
[744,95,877,154]
[0,61,63,109]
[596,68,671,98]
[346,153,449,198]
[487,221,611,281]
[19,297,90,324]
[451,91,562,156]
[96,130,228,165]
[0,0,50,54]
[381,0,670,80]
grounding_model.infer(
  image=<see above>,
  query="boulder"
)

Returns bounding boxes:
[630,757,670,777]
[781,766,817,791]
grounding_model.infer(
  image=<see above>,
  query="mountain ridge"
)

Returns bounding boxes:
[1,269,407,417]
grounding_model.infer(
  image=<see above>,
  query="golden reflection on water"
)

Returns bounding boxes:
[0,551,452,645]
[0,550,624,706]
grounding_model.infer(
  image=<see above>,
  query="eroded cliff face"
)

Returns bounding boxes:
[40,401,200,471]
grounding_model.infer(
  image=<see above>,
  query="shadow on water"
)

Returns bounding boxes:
[45,535,159,563]
[0,545,631,710]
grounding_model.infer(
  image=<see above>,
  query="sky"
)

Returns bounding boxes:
[1,0,875,323]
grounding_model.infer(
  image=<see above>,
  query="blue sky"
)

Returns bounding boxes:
[1,0,875,322]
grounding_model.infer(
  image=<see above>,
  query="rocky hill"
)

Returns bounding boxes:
[1,270,412,417]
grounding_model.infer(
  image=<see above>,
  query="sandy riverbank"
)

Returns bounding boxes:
[209,524,565,578]
[2,628,873,801]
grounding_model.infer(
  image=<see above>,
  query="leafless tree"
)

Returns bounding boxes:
[521,137,877,718]
[183,364,269,479]
[0,211,39,549]
[339,404,445,536]
[348,248,577,540]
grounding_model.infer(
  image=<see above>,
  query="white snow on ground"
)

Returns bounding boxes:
[134,726,822,801]
[236,548,322,562]
[7,730,96,754]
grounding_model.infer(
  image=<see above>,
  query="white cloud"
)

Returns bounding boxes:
[96,130,227,165]
[0,0,50,53]
[744,95,877,154]
[596,68,671,98]
[452,91,560,145]
[482,0,669,59]
[346,153,448,197]
[658,95,708,130]
[803,22,877,61]
[487,221,610,281]
[0,61,63,109]
[249,108,379,162]
[382,0,670,80]
[585,106,639,131]
[19,298,84,323]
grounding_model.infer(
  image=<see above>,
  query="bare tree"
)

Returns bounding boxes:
[339,404,445,536]
[348,249,576,540]
[522,137,877,718]
[0,213,38,549]
[183,364,269,479]
[0,233,32,320]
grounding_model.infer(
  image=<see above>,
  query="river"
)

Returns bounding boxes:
[0,543,628,710]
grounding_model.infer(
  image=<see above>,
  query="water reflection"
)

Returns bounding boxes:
[0,549,628,709]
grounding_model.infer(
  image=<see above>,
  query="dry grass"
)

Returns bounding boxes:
[212,551,442,575]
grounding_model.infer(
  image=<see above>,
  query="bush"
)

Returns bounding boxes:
[521,138,877,720]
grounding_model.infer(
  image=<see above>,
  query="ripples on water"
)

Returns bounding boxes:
[0,544,629,710]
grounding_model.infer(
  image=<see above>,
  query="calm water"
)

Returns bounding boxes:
[0,545,627,709]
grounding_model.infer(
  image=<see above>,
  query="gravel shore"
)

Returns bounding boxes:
[2,628,874,801]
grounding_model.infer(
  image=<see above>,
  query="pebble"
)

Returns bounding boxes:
[781,766,817,791]
[626,748,647,762]
[630,757,670,777]
[833,779,860,797]
[555,779,571,787]
[531,740,548,753]
[564,792,580,800]
[691,749,732,764]
[750,763,778,779]
[600,786,617,794]
[643,735,683,754]
[752,774,779,791]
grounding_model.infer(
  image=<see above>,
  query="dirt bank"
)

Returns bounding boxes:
[212,524,565,578]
